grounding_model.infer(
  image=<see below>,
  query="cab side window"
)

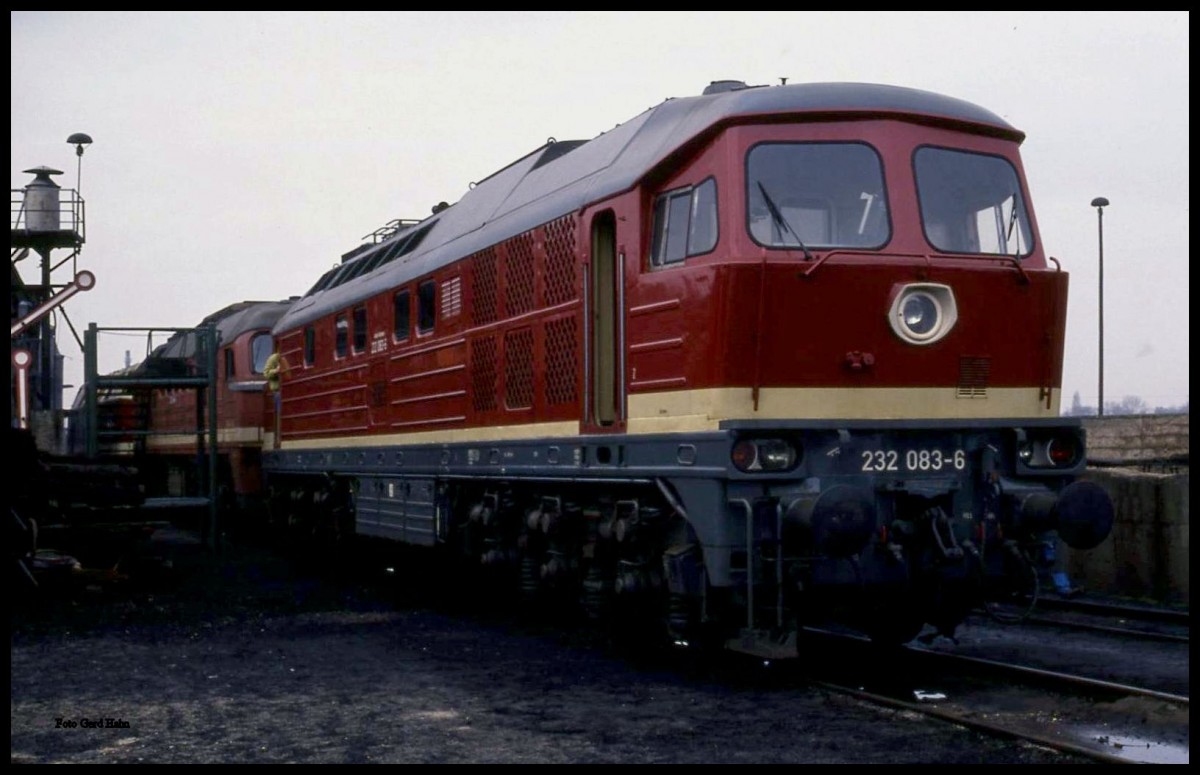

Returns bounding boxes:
[393,289,410,342]
[417,280,436,334]
[250,332,273,374]
[650,178,718,267]
[352,305,367,354]
[335,315,349,358]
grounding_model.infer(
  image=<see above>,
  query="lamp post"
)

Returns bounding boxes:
[67,133,93,194]
[1091,197,1109,416]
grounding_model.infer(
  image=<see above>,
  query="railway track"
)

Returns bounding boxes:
[1036,596,1190,622]
[811,681,1135,764]
[797,626,1189,764]
[16,534,1119,766]
[1017,612,1189,644]
[338,542,1193,764]
[1035,595,1189,629]
[972,596,1190,645]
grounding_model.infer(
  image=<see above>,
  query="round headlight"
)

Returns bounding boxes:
[887,283,958,345]
[900,292,940,338]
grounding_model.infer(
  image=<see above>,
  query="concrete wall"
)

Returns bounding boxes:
[1061,415,1189,604]
[1081,414,1188,466]
[1063,467,1190,605]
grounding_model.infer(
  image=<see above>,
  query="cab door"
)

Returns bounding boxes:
[585,210,624,431]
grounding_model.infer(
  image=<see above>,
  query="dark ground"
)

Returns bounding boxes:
[11,528,1098,764]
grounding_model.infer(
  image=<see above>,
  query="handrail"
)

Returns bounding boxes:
[800,249,1030,284]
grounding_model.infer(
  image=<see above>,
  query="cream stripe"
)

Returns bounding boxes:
[276,386,1060,450]
[626,386,1061,433]
[147,425,264,450]
[279,420,580,450]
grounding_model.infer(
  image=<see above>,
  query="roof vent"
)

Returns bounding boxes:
[703,80,747,96]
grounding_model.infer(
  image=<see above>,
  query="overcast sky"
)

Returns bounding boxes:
[11,11,1190,410]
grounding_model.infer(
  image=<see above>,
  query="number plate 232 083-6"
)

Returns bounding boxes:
[860,448,966,473]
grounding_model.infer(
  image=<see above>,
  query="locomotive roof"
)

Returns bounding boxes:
[152,299,294,359]
[278,81,1022,333]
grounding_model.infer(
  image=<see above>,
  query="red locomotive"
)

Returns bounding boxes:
[262,80,1113,654]
[141,299,293,515]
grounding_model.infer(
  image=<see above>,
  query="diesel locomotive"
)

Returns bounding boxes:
[139,299,294,510]
[258,80,1113,655]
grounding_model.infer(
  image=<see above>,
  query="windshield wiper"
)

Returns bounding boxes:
[757,182,814,261]
[1005,192,1021,259]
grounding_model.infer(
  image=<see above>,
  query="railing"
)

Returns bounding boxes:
[11,187,86,244]
[83,324,221,549]
[363,218,420,245]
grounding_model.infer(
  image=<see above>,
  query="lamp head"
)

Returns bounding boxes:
[67,132,93,157]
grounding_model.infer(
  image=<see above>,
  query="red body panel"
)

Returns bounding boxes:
[148,328,272,496]
[276,115,1067,442]
[627,261,1065,391]
[280,215,586,441]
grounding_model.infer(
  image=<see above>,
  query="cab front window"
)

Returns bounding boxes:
[250,332,273,374]
[914,146,1033,257]
[746,142,889,250]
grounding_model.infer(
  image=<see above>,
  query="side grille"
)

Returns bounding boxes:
[544,316,578,406]
[504,327,534,410]
[470,337,498,412]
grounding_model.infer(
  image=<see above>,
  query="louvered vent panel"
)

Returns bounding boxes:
[957,356,991,398]
[441,276,462,319]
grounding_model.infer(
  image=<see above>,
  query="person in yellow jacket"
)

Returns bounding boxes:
[263,350,286,448]
[263,351,283,393]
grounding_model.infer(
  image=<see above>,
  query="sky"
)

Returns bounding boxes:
[11,11,1190,411]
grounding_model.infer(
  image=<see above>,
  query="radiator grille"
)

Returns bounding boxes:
[504,327,534,410]
[505,233,536,317]
[470,248,498,326]
[543,215,578,306]
[544,316,578,406]
[470,336,497,412]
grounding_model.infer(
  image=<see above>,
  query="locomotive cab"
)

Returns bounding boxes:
[631,91,1111,649]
